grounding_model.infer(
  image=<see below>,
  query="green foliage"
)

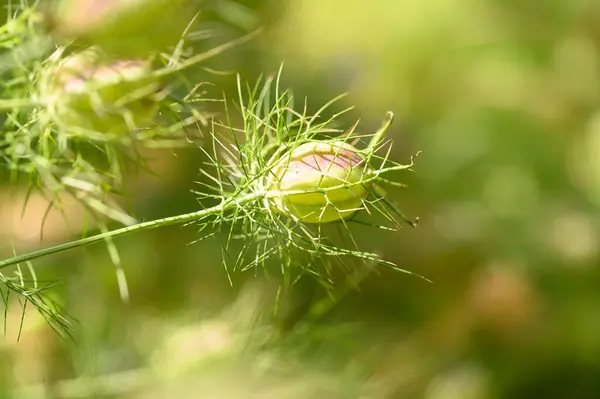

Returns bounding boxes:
[0,1,261,336]
[0,1,417,341]
[3,0,599,398]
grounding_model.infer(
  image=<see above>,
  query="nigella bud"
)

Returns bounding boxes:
[46,0,198,57]
[40,48,161,135]
[267,142,370,223]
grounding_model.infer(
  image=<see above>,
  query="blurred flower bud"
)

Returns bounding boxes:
[46,0,199,57]
[40,48,161,135]
[267,141,370,223]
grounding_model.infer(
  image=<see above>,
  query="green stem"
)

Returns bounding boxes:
[0,192,262,269]
[368,111,394,151]
[155,28,263,77]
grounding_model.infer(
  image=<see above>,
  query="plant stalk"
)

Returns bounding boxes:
[155,28,263,77]
[0,192,262,269]
[0,151,416,269]
[368,111,394,151]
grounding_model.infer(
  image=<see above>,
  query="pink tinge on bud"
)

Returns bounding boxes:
[298,149,363,170]
[268,141,370,223]
[57,57,150,94]
[278,150,364,189]
[41,49,160,135]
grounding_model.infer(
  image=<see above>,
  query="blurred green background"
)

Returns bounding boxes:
[2,0,600,397]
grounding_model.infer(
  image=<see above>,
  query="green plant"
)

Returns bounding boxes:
[0,1,421,338]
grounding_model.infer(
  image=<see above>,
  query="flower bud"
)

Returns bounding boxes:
[267,142,370,223]
[47,0,198,57]
[40,48,161,135]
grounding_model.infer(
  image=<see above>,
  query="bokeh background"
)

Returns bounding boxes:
[2,0,600,397]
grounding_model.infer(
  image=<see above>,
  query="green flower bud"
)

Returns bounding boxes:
[40,48,161,135]
[267,141,370,223]
[47,0,198,57]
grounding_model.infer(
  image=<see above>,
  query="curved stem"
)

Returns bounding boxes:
[0,138,414,270]
[0,192,262,269]
[368,111,394,151]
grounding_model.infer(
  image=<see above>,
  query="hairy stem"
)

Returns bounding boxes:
[0,153,414,269]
